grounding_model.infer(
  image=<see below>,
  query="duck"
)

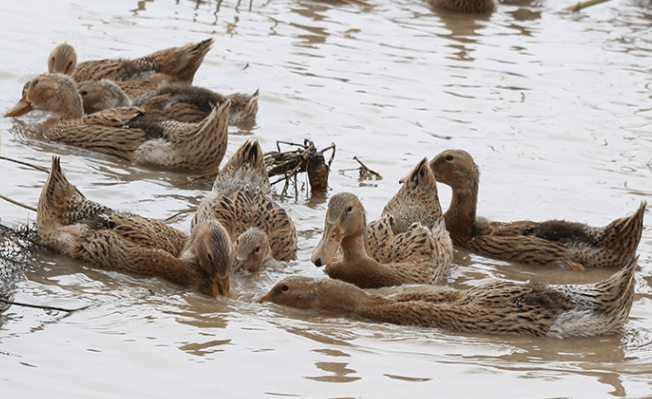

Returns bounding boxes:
[311,158,453,289]
[4,73,230,173]
[38,156,234,297]
[192,140,297,273]
[48,39,214,86]
[427,0,496,13]
[260,255,638,338]
[77,79,259,125]
[430,149,646,270]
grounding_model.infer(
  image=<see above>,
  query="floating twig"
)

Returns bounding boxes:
[566,0,611,11]
[0,298,89,313]
[0,156,50,173]
[163,208,197,222]
[0,194,37,213]
[353,156,382,179]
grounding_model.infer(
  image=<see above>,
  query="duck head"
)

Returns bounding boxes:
[78,79,132,114]
[48,43,77,75]
[429,149,479,190]
[311,192,366,267]
[191,219,235,297]
[258,276,365,313]
[233,227,273,273]
[5,74,83,119]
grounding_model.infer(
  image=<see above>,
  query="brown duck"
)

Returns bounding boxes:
[430,149,646,270]
[38,156,234,297]
[311,158,453,288]
[4,74,230,173]
[48,39,213,86]
[260,255,638,338]
[77,79,259,125]
[192,140,297,273]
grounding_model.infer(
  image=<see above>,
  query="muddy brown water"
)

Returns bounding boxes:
[1,0,652,397]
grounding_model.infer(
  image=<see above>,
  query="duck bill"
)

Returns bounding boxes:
[258,291,271,303]
[211,275,235,298]
[5,98,33,117]
[311,223,342,267]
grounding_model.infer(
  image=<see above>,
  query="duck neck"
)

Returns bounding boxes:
[445,179,479,241]
[326,228,403,289]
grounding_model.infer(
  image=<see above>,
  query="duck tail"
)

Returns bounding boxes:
[382,157,445,234]
[595,201,646,261]
[226,88,260,124]
[213,139,270,193]
[37,157,108,232]
[141,38,214,84]
[550,255,637,337]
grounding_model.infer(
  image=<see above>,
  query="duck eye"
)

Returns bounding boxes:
[80,90,88,96]
[281,285,289,292]
[346,205,353,213]
[254,247,260,253]
[445,155,454,161]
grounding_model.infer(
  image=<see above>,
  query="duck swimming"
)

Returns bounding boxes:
[4,73,230,173]
[430,149,646,270]
[311,158,453,289]
[260,255,638,338]
[192,140,297,273]
[38,156,234,297]
[77,79,259,125]
[48,39,214,86]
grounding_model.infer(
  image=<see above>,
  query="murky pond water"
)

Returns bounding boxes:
[1,0,652,397]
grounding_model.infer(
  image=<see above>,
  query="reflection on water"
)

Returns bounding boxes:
[1,0,652,397]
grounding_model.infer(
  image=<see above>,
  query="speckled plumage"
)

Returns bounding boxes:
[48,39,214,86]
[312,159,453,289]
[5,74,230,173]
[431,149,646,270]
[37,157,235,297]
[261,255,637,337]
[193,141,297,271]
[77,79,259,125]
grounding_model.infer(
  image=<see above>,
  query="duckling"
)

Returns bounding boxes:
[4,74,230,173]
[77,79,259,125]
[430,149,646,270]
[48,39,214,85]
[38,157,234,297]
[311,158,453,289]
[192,140,297,272]
[428,0,496,13]
[260,255,638,338]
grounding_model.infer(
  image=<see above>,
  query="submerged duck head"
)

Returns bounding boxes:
[5,74,83,119]
[48,43,77,75]
[311,192,366,267]
[190,219,235,297]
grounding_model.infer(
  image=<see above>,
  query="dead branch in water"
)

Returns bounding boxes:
[567,0,611,11]
[0,298,89,313]
[353,156,382,179]
[265,140,335,198]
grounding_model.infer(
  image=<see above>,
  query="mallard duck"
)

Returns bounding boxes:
[192,140,297,273]
[4,74,229,173]
[430,149,646,270]
[77,79,259,125]
[38,156,234,297]
[427,0,495,13]
[311,158,453,289]
[48,39,214,86]
[260,255,638,338]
